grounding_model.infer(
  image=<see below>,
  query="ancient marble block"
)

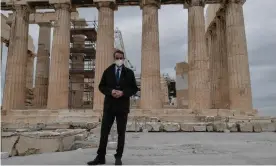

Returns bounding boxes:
[126,122,142,132]
[163,122,181,132]
[253,123,262,133]
[213,122,227,132]
[180,123,194,132]
[15,129,86,156]
[206,124,213,132]
[193,125,206,132]
[260,122,276,132]
[1,132,19,156]
[227,123,238,132]
[148,122,163,132]
[238,123,253,132]
[141,123,153,132]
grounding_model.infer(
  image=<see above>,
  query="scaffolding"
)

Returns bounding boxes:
[69,20,96,109]
[69,20,135,109]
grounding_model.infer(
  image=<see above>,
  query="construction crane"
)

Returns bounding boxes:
[114,27,136,71]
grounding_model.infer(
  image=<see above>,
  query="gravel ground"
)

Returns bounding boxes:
[2,132,276,165]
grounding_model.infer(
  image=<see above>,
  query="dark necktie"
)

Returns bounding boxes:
[116,68,120,84]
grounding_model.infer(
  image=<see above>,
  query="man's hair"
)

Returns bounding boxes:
[113,49,125,58]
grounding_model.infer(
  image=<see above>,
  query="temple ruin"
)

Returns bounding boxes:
[1,0,256,111]
[1,0,276,157]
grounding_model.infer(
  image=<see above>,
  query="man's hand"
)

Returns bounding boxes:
[112,90,124,98]
[112,89,118,98]
[115,90,123,98]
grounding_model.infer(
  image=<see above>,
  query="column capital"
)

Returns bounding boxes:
[184,0,205,9]
[6,0,35,13]
[95,1,117,10]
[13,4,34,14]
[140,0,161,9]
[225,0,246,4]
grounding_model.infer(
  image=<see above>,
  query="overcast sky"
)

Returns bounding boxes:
[1,1,276,115]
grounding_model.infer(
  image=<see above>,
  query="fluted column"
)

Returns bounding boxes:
[2,5,31,111]
[93,2,116,110]
[26,52,34,89]
[1,41,3,61]
[47,3,71,109]
[216,16,229,108]
[209,27,219,108]
[25,52,35,107]
[225,0,252,111]
[140,0,162,109]
[34,23,51,108]
[160,76,169,105]
[210,21,227,109]
[187,0,211,109]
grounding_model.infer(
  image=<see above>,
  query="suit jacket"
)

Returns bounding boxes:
[98,64,138,113]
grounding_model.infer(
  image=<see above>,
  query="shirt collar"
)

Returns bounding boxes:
[115,65,122,70]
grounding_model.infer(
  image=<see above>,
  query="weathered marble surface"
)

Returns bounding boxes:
[2,133,276,165]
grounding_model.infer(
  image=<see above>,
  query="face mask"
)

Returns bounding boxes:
[115,59,124,66]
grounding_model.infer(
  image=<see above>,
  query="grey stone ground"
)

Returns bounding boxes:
[2,132,276,165]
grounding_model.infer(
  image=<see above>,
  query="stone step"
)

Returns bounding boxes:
[4,109,259,119]
[1,152,9,159]
[2,115,100,124]
[5,109,101,117]
[228,116,274,123]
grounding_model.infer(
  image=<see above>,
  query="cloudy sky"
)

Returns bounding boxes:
[1,1,276,115]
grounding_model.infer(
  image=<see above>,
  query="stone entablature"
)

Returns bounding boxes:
[6,11,79,24]
[1,0,243,10]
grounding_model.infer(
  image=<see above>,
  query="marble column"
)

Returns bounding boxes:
[160,76,169,105]
[206,30,212,70]
[93,2,116,110]
[70,35,85,108]
[2,5,31,111]
[187,0,211,109]
[210,23,224,109]
[25,52,35,107]
[216,16,229,109]
[34,23,51,108]
[47,3,71,109]
[1,41,3,62]
[26,52,34,89]
[225,0,253,111]
[140,0,162,109]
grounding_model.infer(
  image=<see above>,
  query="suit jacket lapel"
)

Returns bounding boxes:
[110,64,117,85]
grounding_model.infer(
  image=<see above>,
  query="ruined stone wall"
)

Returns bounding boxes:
[160,76,169,105]
[175,62,189,108]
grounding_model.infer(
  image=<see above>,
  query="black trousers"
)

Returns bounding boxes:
[97,110,128,158]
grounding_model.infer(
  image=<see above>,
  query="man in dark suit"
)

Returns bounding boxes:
[87,49,138,165]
